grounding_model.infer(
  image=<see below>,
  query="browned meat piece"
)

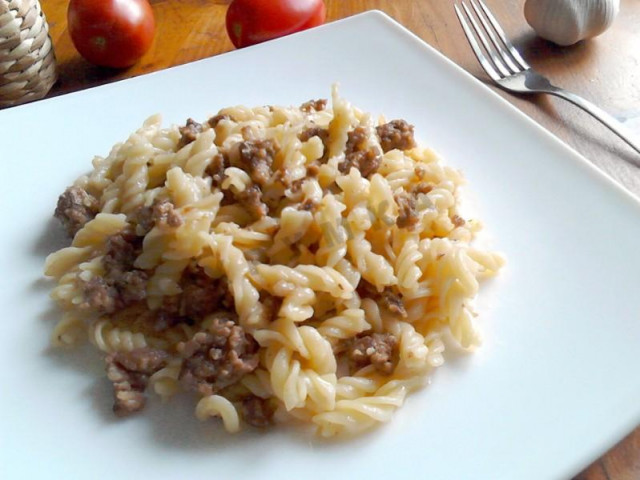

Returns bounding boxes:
[131,200,182,236]
[236,184,268,219]
[131,206,155,235]
[395,192,420,230]
[116,270,149,305]
[261,293,282,323]
[179,268,234,319]
[87,273,148,313]
[105,348,169,416]
[356,278,380,298]
[357,280,407,319]
[177,118,203,149]
[451,214,466,227]
[348,333,398,376]
[346,126,368,152]
[112,348,169,373]
[207,114,231,128]
[178,315,260,396]
[153,296,184,332]
[299,126,329,145]
[242,125,259,141]
[82,277,118,313]
[153,266,234,328]
[236,139,278,186]
[54,186,99,237]
[179,285,222,320]
[338,127,382,177]
[381,290,408,318]
[241,395,276,428]
[81,233,148,314]
[360,154,382,177]
[300,98,327,113]
[376,120,416,153]
[103,233,140,277]
[299,126,330,166]
[207,153,228,187]
[220,188,235,207]
[411,182,433,195]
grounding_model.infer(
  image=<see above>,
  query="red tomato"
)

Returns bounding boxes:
[67,0,156,68]
[226,0,326,48]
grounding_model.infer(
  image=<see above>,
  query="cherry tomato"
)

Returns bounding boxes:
[226,0,326,48]
[67,0,156,68]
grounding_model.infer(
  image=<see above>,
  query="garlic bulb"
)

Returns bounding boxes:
[524,0,619,46]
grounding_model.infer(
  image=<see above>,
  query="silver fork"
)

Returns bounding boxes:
[454,0,640,154]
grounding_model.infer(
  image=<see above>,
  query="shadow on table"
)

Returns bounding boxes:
[512,31,597,70]
[48,55,125,98]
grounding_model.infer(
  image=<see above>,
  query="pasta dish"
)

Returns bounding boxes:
[44,87,503,436]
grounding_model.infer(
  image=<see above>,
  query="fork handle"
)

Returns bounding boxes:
[546,87,640,154]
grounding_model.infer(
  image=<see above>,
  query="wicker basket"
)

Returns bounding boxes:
[0,0,57,108]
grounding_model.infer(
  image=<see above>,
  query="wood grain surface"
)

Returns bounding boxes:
[33,1,640,478]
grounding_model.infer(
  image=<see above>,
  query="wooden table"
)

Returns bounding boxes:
[38,1,640,478]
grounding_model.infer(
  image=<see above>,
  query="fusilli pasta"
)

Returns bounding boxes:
[44,87,504,437]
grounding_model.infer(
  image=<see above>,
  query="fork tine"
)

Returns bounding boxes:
[468,0,519,73]
[460,2,511,77]
[454,3,501,81]
[474,0,530,70]
[461,0,511,77]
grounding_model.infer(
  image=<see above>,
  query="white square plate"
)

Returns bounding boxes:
[1,11,639,480]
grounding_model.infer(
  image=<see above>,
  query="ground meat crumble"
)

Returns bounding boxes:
[356,280,408,318]
[54,186,99,237]
[207,114,232,129]
[299,126,329,168]
[338,126,382,177]
[178,314,259,396]
[348,333,399,376]
[236,184,269,220]
[376,119,416,153]
[298,126,329,144]
[132,199,183,235]
[103,233,140,274]
[451,214,466,227]
[261,292,283,323]
[355,278,379,299]
[181,268,234,317]
[80,233,148,314]
[152,267,235,331]
[380,290,408,319]
[177,118,203,149]
[235,139,278,186]
[395,192,420,230]
[83,277,118,314]
[241,395,276,428]
[207,153,228,187]
[300,98,327,113]
[153,296,187,332]
[105,348,169,416]
[411,182,433,195]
